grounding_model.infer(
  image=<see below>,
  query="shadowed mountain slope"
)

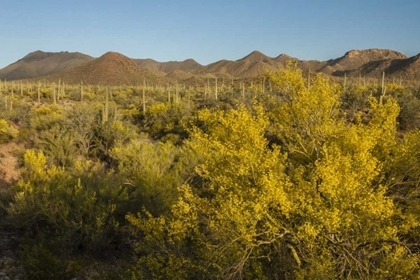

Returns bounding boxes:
[386,53,420,79]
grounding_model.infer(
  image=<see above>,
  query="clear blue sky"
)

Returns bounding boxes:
[1,0,419,68]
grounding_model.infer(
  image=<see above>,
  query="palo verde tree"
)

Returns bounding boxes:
[127,64,420,279]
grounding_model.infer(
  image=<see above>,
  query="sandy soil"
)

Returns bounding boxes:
[0,142,21,191]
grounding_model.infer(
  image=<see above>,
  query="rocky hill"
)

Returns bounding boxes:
[32,52,161,86]
[0,51,93,80]
[319,49,408,76]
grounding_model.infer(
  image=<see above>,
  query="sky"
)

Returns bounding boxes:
[1,0,419,68]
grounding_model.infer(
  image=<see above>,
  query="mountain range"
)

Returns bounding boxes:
[0,48,419,85]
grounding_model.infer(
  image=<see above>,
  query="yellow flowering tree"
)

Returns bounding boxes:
[128,65,420,279]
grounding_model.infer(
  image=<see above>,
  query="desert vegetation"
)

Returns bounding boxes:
[1,63,420,279]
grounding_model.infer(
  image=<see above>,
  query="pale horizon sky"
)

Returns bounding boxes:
[1,0,419,68]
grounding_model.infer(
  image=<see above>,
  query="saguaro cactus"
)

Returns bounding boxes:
[61,82,65,99]
[176,81,180,104]
[102,87,109,124]
[142,79,146,114]
[37,82,41,103]
[262,77,265,94]
[80,81,84,101]
[57,79,61,101]
[379,72,387,105]
[307,69,311,89]
[343,73,347,93]
[381,72,386,96]
[215,78,218,100]
[52,83,57,104]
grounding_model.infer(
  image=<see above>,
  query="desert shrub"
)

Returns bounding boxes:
[143,102,190,140]
[93,120,138,165]
[110,140,198,216]
[29,104,63,132]
[0,119,18,143]
[20,240,81,280]
[34,125,79,167]
[119,103,141,121]
[387,87,420,130]
[63,104,100,158]
[340,86,371,123]
[8,150,129,252]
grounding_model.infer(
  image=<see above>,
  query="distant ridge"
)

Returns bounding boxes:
[0,51,93,80]
[196,51,281,78]
[1,48,419,84]
[133,58,203,73]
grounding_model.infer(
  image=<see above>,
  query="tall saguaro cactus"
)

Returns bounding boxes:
[53,84,57,104]
[61,82,65,99]
[343,73,347,93]
[215,78,218,100]
[57,79,61,101]
[37,82,41,103]
[381,72,386,96]
[175,81,179,104]
[262,77,265,94]
[142,79,146,114]
[80,81,84,101]
[379,72,387,105]
[102,87,109,124]
[307,69,311,89]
